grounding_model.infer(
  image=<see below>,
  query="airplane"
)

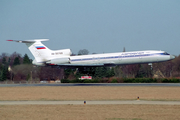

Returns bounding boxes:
[7,39,175,67]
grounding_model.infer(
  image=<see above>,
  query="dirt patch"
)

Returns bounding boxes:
[0,104,180,120]
[0,86,180,101]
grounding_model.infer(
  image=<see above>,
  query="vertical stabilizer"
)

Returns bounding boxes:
[7,39,51,62]
[26,41,52,62]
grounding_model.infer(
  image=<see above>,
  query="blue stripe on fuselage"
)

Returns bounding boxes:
[71,53,168,62]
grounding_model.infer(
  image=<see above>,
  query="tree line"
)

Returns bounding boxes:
[0,50,180,81]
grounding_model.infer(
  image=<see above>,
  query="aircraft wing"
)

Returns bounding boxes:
[47,63,116,67]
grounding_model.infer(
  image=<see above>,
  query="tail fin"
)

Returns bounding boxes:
[7,39,72,63]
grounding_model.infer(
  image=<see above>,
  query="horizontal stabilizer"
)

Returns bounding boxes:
[7,39,49,43]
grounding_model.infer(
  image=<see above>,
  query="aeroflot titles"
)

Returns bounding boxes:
[121,52,144,55]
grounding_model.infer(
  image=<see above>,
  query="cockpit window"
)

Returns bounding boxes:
[164,52,170,55]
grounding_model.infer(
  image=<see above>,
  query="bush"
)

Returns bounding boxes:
[111,79,118,83]
[162,78,180,83]
[123,78,158,83]
[70,79,82,83]
[161,78,168,83]
[171,78,180,83]
[83,79,92,83]
[156,78,162,83]
[117,78,124,83]
[123,78,132,83]
[61,78,180,83]
[61,79,70,83]
[99,78,109,83]
[91,79,99,83]
[82,79,99,83]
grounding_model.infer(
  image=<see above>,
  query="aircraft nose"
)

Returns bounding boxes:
[170,55,175,60]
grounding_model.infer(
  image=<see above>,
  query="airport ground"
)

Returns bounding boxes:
[1,104,180,120]
[1,86,180,120]
[1,86,180,101]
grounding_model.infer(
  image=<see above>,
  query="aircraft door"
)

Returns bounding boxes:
[139,56,143,63]
[93,57,100,64]
[118,55,122,64]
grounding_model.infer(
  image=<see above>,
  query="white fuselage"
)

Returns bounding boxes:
[52,50,174,67]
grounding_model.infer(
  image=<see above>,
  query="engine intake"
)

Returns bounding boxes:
[32,59,45,66]
[46,58,70,65]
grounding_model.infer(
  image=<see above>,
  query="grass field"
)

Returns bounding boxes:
[1,86,180,120]
[0,86,180,101]
[1,104,180,120]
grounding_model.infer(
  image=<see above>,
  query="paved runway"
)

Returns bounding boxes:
[1,83,180,87]
[1,100,180,105]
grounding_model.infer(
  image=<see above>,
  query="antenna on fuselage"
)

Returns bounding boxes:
[123,47,126,52]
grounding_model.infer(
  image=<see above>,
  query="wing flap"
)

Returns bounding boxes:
[47,64,105,67]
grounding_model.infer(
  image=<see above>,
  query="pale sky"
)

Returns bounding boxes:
[1,0,180,59]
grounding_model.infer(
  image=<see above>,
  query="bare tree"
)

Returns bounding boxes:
[9,52,22,66]
[172,55,180,77]
[78,49,89,55]
[12,64,34,81]
[38,67,64,80]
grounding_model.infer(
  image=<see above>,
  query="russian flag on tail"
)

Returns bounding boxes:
[36,46,46,49]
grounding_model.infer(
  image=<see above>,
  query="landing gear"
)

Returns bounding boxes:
[148,63,153,70]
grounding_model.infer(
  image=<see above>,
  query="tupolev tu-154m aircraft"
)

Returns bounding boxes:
[7,39,175,67]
